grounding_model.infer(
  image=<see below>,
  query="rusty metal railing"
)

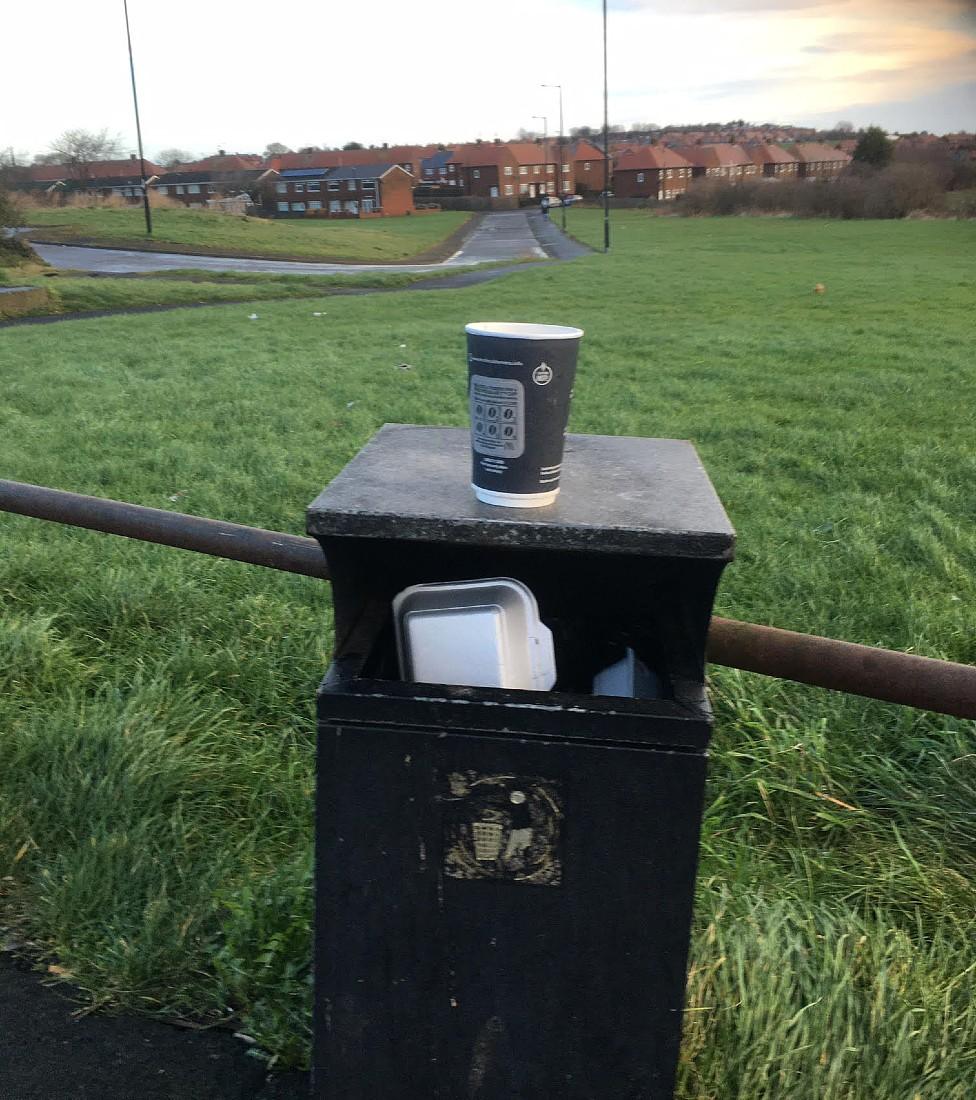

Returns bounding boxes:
[2,477,974,720]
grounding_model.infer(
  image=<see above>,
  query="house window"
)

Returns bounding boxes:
[307,181,320,192]
[504,166,513,176]
[562,163,569,174]
[276,182,287,194]
[504,184,514,195]
[187,184,201,194]
[448,164,455,173]
[363,198,374,213]
[294,183,305,193]
[519,183,529,194]
[157,185,168,195]
[490,185,499,197]
[637,172,645,183]
[344,200,358,213]
[533,165,540,174]
[277,201,289,212]
[346,179,356,191]
[361,180,376,189]
[584,162,590,171]
[308,200,322,210]
[519,166,527,175]
[329,200,341,213]
[425,168,434,176]
[176,185,185,194]
[547,164,554,174]
[473,169,481,179]
[291,202,305,212]
[438,166,446,175]
[327,180,340,191]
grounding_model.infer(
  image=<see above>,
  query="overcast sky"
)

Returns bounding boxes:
[2,0,973,161]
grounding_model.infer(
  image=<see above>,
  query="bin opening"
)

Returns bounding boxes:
[340,604,676,703]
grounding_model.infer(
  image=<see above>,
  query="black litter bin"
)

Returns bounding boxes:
[307,424,734,1100]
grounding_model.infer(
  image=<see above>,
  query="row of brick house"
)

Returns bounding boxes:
[4,137,866,216]
[612,142,851,201]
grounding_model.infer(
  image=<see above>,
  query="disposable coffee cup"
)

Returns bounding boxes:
[466,321,583,508]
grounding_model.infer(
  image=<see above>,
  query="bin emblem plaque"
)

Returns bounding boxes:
[440,771,562,886]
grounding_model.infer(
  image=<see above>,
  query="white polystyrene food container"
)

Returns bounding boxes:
[393,578,556,692]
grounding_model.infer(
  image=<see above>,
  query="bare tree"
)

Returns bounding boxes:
[835,120,855,133]
[263,142,291,158]
[157,148,192,168]
[49,128,121,183]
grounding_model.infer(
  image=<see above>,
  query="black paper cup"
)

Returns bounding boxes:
[466,321,583,508]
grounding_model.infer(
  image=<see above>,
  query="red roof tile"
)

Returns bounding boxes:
[674,144,754,168]
[614,146,693,172]
[744,144,798,166]
[789,143,851,164]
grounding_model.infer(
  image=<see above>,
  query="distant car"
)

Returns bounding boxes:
[560,194,583,206]
[598,190,615,199]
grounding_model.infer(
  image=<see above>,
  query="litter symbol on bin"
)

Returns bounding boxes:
[440,771,562,886]
[472,822,504,861]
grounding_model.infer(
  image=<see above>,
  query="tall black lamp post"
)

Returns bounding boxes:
[602,0,610,252]
[532,115,548,203]
[123,0,152,236]
[541,83,566,231]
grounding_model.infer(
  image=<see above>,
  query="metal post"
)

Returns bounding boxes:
[602,0,610,252]
[123,0,152,236]
[543,84,566,231]
[532,115,548,205]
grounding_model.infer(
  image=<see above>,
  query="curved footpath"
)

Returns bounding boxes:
[0,211,591,1099]
[25,209,587,276]
[2,211,591,329]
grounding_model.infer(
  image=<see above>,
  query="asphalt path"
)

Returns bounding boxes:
[26,210,551,275]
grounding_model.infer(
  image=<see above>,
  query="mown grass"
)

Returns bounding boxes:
[23,206,471,261]
[1,213,974,1093]
[1,267,474,319]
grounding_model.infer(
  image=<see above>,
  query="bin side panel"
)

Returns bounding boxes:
[314,718,707,1100]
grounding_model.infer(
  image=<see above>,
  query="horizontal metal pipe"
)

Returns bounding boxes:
[0,478,330,581]
[1,478,974,718]
[707,616,976,720]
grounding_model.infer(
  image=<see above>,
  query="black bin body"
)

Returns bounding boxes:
[307,425,734,1100]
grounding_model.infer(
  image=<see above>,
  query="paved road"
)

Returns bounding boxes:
[26,210,550,275]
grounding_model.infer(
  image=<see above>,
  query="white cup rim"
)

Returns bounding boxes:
[465,322,583,341]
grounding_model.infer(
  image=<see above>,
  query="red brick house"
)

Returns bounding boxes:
[790,143,851,179]
[613,146,694,200]
[269,164,415,217]
[14,157,163,202]
[567,139,608,193]
[673,144,758,183]
[744,143,799,179]
[453,144,521,207]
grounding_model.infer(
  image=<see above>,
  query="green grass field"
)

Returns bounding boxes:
[1,213,974,1094]
[23,206,471,262]
[0,267,473,319]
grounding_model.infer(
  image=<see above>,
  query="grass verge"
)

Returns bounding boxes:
[23,206,472,263]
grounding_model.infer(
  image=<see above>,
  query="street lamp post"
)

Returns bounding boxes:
[602,0,610,252]
[122,0,152,236]
[541,83,566,230]
[532,115,548,204]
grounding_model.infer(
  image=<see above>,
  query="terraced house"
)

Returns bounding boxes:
[675,143,759,182]
[789,143,851,179]
[744,143,800,179]
[612,145,694,200]
[268,163,415,217]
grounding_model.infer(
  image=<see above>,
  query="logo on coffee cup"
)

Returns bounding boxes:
[532,363,553,386]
